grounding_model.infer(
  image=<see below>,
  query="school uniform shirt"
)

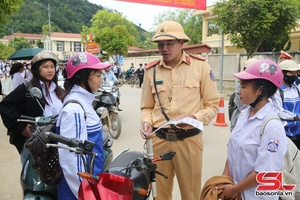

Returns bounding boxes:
[271,84,300,137]
[228,102,287,200]
[56,85,104,200]
[40,81,63,117]
[12,72,25,89]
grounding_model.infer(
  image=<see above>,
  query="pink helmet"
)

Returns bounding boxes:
[234,59,283,88]
[66,52,110,79]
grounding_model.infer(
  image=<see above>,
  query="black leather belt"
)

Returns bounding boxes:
[154,128,200,141]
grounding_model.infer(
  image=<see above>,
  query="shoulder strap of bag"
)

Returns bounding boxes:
[153,65,171,122]
[63,100,86,120]
[260,116,280,136]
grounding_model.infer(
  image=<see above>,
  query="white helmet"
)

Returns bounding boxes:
[279,60,300,71]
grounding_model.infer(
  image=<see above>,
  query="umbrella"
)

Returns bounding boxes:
[7,48,44,60]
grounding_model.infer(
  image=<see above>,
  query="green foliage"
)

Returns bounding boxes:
[0,43,12,60]
[94,25,135,60]
[213,0,300,57]
[0,0,23,25]
[0,37,31,59]
[90,10,139,42]
[90,10,137,57]
[2,0,104,35]
[153,9,203,44]
[13,37,31,51]
[0,0,151,58]
[137,31,157,50]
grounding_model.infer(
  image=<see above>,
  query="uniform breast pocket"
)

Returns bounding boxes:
[181,81,200,102]
[151,84,168,104]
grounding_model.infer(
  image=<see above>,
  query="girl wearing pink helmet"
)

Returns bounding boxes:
[56,52,110,200]
[215,60,287,200]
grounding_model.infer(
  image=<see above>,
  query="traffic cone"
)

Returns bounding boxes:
[214,97,228,127]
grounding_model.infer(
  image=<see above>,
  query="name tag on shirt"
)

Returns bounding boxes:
[155,80,163,85]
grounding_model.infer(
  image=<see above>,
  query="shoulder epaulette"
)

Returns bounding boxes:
[189,54,206,61]
[145,60,160,70]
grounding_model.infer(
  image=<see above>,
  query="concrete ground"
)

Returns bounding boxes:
[0,84,232,199]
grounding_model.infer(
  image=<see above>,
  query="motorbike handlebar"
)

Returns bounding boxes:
[45,132,82,147]
[45,132,95,154]
[20,115,36,121]
[17,115,57,126]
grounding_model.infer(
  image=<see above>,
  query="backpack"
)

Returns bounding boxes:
[260,116,300,200]
[24,100,86,186]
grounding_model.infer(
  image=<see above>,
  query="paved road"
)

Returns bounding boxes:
[0,84,231,199]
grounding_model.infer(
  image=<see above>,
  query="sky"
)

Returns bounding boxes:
[88,0,216,31]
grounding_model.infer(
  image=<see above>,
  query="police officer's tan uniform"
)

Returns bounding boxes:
[140,21,219,200]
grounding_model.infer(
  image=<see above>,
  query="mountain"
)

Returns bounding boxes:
[2,0,149,36]
[0,0,149,48]
[4,0,103,35]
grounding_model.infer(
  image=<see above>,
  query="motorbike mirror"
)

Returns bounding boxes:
[160,152,176,160]
[30,87,43,99]
[30,87,44,112]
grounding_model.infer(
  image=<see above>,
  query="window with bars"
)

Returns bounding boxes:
[74,42,81,52]
[57,41,65,51]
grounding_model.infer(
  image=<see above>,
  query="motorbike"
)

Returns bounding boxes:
[118,71,135,85]
[93,81,122,139]
[45,117,203,199]
[18,87,113,200]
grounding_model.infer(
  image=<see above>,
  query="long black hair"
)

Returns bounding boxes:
[61,68,96,101]
[30,59,64,105]
[10,62,24,77]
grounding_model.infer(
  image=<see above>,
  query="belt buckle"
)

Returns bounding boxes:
[166,129,177,141]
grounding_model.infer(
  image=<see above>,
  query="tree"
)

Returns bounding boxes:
[0,0,23,25]
[212,0,300,58]
[94,25,135,64]
[153,9,203,45]
[0,37,31,59]
[0,43,12,60]
[13,37,31,51]
[90,10,139,40]
[87,10,137,61]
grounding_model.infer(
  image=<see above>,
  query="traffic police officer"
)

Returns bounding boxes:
[140,20,219,200]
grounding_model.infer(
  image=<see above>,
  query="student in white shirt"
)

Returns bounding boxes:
[10,62,25,89]
[56,52,109,200]
[216,60,288,200]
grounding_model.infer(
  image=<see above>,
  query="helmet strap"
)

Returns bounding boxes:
[250,92,265,107]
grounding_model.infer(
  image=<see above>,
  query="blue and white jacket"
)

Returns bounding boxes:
[272,83,300,137]
[56,85,104,200]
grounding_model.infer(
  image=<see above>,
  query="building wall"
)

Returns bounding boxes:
[123,52,300,92]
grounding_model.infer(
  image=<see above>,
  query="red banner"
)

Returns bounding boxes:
[116,0,206,10]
